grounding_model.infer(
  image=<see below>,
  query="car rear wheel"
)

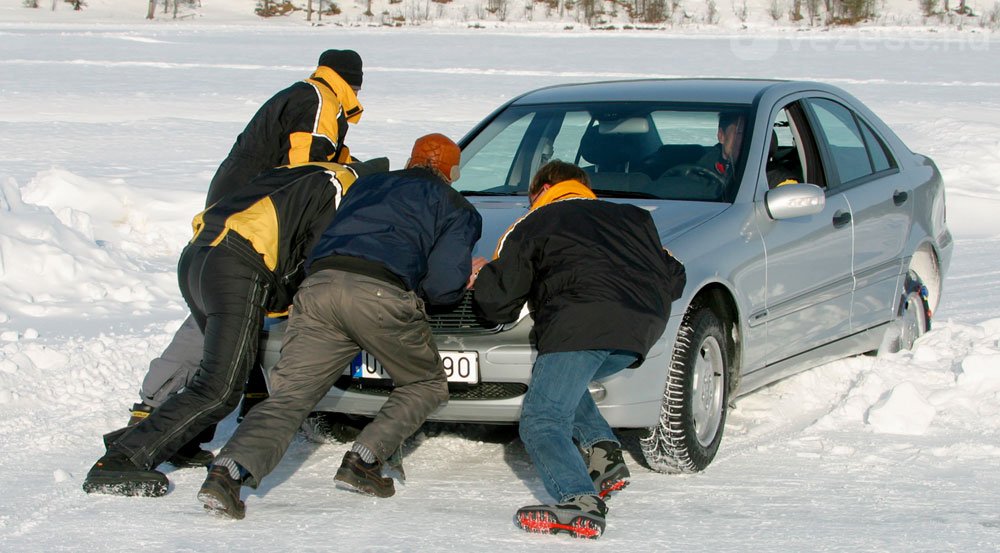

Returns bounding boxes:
[640,305,730,474]
[881,272,931,353]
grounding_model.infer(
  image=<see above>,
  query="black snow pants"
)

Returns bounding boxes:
[110,234,270,470]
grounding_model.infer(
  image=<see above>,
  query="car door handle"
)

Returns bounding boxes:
[832,210,852,228]
[893,190,908,206]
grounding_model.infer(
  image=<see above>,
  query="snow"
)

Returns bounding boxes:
[1,10,1000,553]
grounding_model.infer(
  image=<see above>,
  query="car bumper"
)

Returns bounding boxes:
[259,315,681,429]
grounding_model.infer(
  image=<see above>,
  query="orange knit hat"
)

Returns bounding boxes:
[407,133,461,182]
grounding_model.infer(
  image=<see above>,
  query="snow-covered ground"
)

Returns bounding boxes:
[1,22,999,552]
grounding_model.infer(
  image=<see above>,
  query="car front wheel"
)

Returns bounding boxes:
[881,271,931,353]
[640,305,730,474]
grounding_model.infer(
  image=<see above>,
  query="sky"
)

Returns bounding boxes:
[1,8,999,553]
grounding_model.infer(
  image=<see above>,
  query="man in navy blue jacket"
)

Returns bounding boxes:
[198,134,482,519]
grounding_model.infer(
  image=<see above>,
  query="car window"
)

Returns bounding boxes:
[807,98,886,186]
[650,111,719,145]
[550,111,591,162]
[859,120,896,172]
[457,111,534,192]
[457,102,752,202]
[765,108,807,188]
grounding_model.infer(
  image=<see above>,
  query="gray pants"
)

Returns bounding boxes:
[219,269,448,487]
[140,315,203,408]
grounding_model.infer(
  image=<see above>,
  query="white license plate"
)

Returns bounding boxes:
[349,351,480,384]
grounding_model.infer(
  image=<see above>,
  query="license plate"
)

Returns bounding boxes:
[349,351,480,384]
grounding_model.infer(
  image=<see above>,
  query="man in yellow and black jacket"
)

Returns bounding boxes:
[120,50,366,467]
[83,159,380,497]
[206,49,365,206]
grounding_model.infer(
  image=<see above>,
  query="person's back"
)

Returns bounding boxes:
[476,174,683,363]
[509,198,678,357]
[309,165,480,306]
[207,49,364,206]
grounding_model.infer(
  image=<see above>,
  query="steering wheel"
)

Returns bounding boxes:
[662,163,728,189]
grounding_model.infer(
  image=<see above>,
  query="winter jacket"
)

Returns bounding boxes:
[307,167,483,306]
[473,179,686,365]
[190,162,360,314]
[205,66,364,206]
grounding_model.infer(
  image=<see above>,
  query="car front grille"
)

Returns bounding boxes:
[334,376,527,401]
[426,290,503,334]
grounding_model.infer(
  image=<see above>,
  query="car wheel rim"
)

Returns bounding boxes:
[692,335,725,448]
[899,290,928,350]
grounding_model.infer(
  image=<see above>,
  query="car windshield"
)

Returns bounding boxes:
[456,102,752,202]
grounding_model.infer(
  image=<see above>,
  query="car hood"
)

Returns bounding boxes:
[467,197,729,257]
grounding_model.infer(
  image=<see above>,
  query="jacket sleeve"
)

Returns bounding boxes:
[419,201,483,306]
[643,214,686,302]
[472,226,535,325]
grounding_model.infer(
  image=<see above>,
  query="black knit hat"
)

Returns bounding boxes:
[318,49,363,89]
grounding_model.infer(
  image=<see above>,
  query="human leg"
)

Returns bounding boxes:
[211,270,361,488]
[514,350,623,538]
[519,350,613,502]
[345,276,447,464]
[101,245,268,471]
[566,351,638,499]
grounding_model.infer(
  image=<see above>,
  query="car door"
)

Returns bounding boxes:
[753,101,855,366]
[804,97,911,333]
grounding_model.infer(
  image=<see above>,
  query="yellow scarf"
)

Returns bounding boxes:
[492,179,597,259]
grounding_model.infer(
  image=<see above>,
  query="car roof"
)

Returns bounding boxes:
[509,78,798,106]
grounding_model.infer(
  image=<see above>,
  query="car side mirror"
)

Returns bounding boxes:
[765,183,825,220]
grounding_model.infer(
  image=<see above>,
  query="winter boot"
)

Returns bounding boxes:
[514,494,608,539]
[237,363,269,422]
[101,402,153,449]
[82,451,168,497]
[105,402,215,468]
[198,465,246,520]
[586,441,630,500]
[334,451,395,498]
[167,439,215,468]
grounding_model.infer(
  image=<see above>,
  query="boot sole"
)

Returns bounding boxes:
[598,478,630,500]
[82,473,168,497]
[334,467,395,498]
[198,485,246,520]
[515,509,604,539]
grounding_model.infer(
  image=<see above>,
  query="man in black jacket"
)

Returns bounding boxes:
[197,134,482,520]
[82,160,375,497]
[472,160,685,539]
[121,49,367,468]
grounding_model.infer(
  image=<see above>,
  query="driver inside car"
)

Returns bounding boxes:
[696,111,745,181]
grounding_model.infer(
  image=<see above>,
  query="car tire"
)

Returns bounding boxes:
[881,271,931,353]
[640,304,730,474]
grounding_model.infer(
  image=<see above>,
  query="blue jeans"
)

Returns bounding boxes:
[519,349,638,503]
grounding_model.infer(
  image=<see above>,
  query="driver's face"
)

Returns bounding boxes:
[718,119,745,162]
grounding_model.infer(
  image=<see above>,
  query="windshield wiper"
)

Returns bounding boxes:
[590,189,661,199]
[459,190,524,197]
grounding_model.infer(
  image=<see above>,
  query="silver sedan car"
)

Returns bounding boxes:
[260,79,952,474]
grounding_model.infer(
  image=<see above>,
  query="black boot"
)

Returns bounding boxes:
[237,362,269,422]
[106,402,214,468]
[167,439,215,468]
[82,451,168,497]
